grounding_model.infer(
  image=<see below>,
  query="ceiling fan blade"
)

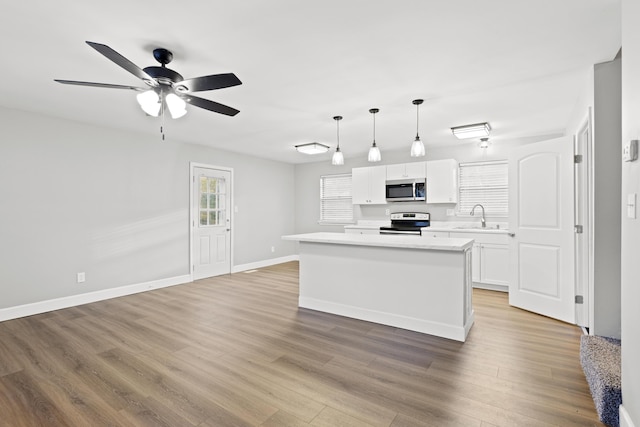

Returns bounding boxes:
[180,94,240,116]
[176,73,242,93]
[86,41,157,86]
[54,79,145,91]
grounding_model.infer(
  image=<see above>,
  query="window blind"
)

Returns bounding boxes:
[319,174,353,224]
[457,160,508,217]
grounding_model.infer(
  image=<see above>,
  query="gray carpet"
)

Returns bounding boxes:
[580,335,622,427]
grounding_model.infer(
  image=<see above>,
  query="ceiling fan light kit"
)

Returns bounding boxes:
[451,122,491,139]
[55,41,242,138]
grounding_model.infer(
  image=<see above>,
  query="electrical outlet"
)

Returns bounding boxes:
[271,246,275,253]
[77,272,86,283]
[385,209,390,216]
[446,209,455,216]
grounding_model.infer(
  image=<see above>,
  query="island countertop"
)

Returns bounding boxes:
[282,232,474,252]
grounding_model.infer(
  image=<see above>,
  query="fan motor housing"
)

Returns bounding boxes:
[143,66,184,86]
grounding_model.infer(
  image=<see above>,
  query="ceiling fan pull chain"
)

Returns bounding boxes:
[161,89,166,141]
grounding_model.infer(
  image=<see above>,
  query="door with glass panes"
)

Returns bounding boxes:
[193,166,231,279]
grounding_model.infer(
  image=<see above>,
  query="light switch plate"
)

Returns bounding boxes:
[628,193,636,219]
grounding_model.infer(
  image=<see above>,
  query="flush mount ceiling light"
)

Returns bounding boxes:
[368,108,381,162]
[451,122,491,140]
[295,142,330,155]
[332,116,344,165]
[410,99,425,157]
[479,137,490,149]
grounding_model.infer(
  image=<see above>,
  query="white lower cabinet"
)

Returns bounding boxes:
[429,231,509,290]
[423,231,450,238]
[344,228,380,235]
[479,243,509,287]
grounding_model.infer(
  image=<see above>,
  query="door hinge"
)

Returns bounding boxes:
[574,154,583,163]
[575,225,583,234]
[575,295,584,304]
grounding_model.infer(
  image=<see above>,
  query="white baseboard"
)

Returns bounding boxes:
[620,405,637,427]
[472,282,508,292]
[0,274,192,322]
[299,296,473,342]
[232,255,298,273]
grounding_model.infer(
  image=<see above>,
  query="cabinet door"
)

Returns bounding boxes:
[351,167,370,204]
[369,166,387,204]
[426,159,458,203]
[386,164,407,180]
[352,166,387,204]
[480,243,509,285]
[404,162,426,179]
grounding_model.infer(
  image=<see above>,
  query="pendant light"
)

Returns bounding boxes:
[332,115,344,165]
[479,137,490,149]
[410,99,426,157]
[368,108,381,162]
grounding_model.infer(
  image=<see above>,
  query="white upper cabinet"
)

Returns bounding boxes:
[426,159,458,203]
[352,165,387,204]
[386,162,426,180]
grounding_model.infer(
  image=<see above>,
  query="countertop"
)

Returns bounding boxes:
[283,232,474,251]
[344,220,510,234]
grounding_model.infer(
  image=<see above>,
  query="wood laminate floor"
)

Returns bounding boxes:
[0,262,603,426]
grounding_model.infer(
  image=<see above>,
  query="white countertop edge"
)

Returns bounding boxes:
[282,232,473,252]
[425,226,510,234]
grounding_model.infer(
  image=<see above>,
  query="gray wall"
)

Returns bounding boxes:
[0,107,296,309]
[294,139,539,234]
[621,0,640,423]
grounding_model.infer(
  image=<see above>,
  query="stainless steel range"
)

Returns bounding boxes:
[379,212,430,235]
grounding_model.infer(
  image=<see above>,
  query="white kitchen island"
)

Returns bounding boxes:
[282,232,475,342]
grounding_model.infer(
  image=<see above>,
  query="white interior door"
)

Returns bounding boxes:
[508,136,575,323]
[192,166,232,280]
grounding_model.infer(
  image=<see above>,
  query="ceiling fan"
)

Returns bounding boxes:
[55,41,242,120]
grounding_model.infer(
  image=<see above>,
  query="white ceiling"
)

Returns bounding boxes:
[0,0,620,164]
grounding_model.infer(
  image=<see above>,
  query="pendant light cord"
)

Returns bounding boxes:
[415,102,420,139]
[336,119,340,149]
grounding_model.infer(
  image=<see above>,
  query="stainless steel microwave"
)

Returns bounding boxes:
[385,179,426,202]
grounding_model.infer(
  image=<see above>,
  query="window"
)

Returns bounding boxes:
[457,160,508,217]
[319,174,353,224]
[199,176,226,226]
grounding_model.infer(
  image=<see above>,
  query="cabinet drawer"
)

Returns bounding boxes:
[449,232,508,245]
[423,231,450,238]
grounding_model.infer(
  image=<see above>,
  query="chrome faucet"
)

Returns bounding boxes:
[470,204,486,228]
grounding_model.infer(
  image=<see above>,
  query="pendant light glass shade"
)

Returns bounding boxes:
[332,148,344,165]
[136,90,161,117]
[410,137,425,157]
[368,108,381,162]
[410,99,425,157]
[368,143,381,162]
[332,115,344,165]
